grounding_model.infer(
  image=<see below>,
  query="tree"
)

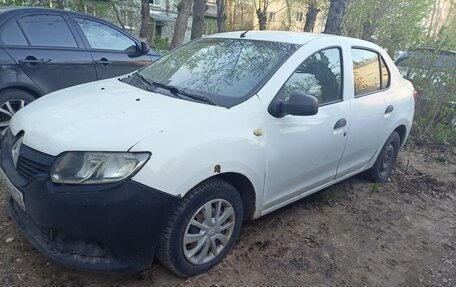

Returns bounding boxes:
[191,0,207,39]
[254,0,269,30]
[216,0,227,32]
[323,0,348,35]
[303,1,320,32]
[343,0,431,54]
[171,0,194,49]
[139,0,150,42]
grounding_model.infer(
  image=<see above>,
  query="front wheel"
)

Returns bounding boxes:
[364,131,401,182]
[0,89,35,135]
[156,178,243,277]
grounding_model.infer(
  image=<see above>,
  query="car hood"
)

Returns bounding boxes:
[10,78,225,156]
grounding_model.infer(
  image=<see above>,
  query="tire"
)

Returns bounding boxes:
[364,131,401,183]
[156,178,243,277]
[0,89,36,135]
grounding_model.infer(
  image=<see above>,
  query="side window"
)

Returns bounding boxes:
[1,22,28,46]
[76,18,136,51]
[282,48,343,106]
[18,15,77,48]
[351,48,381,96]
[380,57,390,89]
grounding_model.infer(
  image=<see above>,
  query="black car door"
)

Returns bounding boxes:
[3,12,97,94]
[72,17,152,80]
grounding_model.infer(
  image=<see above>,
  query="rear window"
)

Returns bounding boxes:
[396,51,456,71]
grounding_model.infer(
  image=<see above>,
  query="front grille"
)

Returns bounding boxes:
[16,155,50,180]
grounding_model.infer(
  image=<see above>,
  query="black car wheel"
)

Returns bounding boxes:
[364,131,401,183]
[0,89,35,135]
[156,178,243,277]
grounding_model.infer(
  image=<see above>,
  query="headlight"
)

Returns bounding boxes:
[50,152,150,184]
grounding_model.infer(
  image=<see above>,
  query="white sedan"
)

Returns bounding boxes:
[1,31,415,277]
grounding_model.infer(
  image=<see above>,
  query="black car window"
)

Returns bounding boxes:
[280,48,343,106]
[351,48,381,97]
[1,22,28,46]
[18,15,77,48]
[76,18,136,51]
[396,51,456,71]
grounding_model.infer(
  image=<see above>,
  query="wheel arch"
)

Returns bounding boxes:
[194,172,257,221]
[0,85,42,99]
[394,124,407,145]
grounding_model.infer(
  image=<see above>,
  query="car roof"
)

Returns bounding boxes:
[207,31,332,45]
[0,7,108,22]
[206,30,384,51]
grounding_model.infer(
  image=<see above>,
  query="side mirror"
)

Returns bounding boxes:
[136,41,150,55]
[269,90,319,117]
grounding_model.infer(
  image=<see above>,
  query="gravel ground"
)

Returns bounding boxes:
[0,144,455,287]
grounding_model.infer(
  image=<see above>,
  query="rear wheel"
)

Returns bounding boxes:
[156,178,243,277]
[0,89,35,135]
[364,131,401,182]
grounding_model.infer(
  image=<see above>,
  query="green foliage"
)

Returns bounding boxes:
[152,35,170,53]
[343,0,432,55]
[405,44,456,145]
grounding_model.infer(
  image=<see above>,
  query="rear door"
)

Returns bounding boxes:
[73,17,151,80]
[336,47,394,178]
[4,12,97,94]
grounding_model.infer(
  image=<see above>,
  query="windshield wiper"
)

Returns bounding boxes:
[150,81,216,106]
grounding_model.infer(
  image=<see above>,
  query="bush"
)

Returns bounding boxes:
[152,36,170,53]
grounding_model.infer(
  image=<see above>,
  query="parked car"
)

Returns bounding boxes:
[0,7,159,134]
[395,49,455,126]
[0,31,415,277]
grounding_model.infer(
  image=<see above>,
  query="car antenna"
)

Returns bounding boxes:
[240,30,249,38]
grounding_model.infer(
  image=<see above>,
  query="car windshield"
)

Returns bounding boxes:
[396,50,456,71]
[134,37,299,107]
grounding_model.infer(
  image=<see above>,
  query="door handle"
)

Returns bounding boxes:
[334,118,347,129]
[18,57,51,65]
[95,58,111,66]
[385,105,394,114]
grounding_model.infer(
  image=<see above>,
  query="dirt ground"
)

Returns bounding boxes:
[0,143,455,287]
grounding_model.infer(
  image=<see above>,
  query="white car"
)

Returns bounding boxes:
[0,31,415,277]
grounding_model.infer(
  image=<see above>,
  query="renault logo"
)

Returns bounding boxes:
[11,136,23,169]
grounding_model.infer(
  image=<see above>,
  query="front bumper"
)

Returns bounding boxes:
[1,132,180,273]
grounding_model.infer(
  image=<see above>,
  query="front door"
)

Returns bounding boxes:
[4,13,96,94]
[74,17,151,80]
[263,47,349,210]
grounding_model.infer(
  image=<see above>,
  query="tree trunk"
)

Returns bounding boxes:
[216,0,226,32]
[361,21,375,40]
[303,3,320,32]
[139,0,150,42]
[56,0,64,9]
[323,0,348,35]
[111,2,126,30]
[171,0,193,49]
[284,0,292,30]
[256,8,267,30]
[191,0,206,39]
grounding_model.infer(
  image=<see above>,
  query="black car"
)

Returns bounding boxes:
[0,7,159,134]
[395,49,456,126]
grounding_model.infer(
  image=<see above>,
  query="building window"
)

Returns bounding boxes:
[268,12,276,22]
[149,0,160,6]
[120,10,134,29]
[296,12,303,22]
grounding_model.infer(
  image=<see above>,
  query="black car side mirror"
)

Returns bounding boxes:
[269,90,319,118]
[136,41,150,55]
